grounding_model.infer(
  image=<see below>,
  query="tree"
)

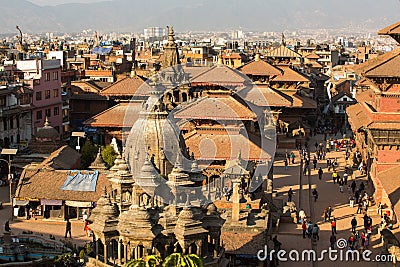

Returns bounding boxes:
[81,140,98,168]
[125,255,162,267]
[101,145,117,167]
[163,253,203,267]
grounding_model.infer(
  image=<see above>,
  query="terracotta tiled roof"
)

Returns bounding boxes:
[352,48,400,78]
[378,21,400,36]
[221,231,266,255]
[190,64,248,86]
[16,168,111,202]
[184,131,271,161]
[271,65,310,83]
[39,145,81,170]
[305,53,320,59]
[368,122,400,130]
[377,165,400,225]
[237,59,283,77]
[307,61,323,69]
[100,76,151,97]
[346,103,373,130]
[182,66,210,79]
[355,89,373,104]
[281,90,317,109]
[238,84,292,107]
[266,45,301,58]
[71,81,102,94]
[84,102,142,128]
[174,93,256,121]
[70,93,107,101]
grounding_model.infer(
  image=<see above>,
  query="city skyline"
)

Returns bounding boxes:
[1,0,400,34]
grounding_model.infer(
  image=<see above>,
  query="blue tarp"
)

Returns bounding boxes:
[61,170,99,192]
[92,47,112,55]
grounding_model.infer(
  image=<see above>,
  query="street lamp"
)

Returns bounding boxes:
[1,148,18,221]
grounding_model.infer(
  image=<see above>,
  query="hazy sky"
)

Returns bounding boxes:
[29,0,105,5]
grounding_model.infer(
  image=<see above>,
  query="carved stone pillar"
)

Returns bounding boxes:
[104,241,108,263]
[118,241,122,262]
[231,180,241,222]
[95,238,99,260]
[196,240,202,257]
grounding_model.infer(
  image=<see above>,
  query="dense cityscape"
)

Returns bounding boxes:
[0,2,400,267]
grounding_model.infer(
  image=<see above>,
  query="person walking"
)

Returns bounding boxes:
[318,167,323,180]
[288,188,293,202]
[84,220,90,237]
[356,201,363,214]
[284,158,288,170]
[323,208,329,222]
[330,234,337,249]
[302,221,307,239]
[312,224,320,241]
[351,217,357,233]
[299,208,306,223]
[377,202,383,216]
[65,218,72,238]
[331,218,337,234]
[343,170,349,185]
[332,171,338,184]
[307,221,313,238]
[338,179,344,193]
[327,206,333,221]
[313,158,317,170]
[312,188,318,202]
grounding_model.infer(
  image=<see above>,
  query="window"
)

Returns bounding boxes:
[53,89,59,98]
[36,110,42,120]
[36,92,42,101]
[9,117,13,129]
[53,71,58,80]
[45,72,50,81]
[45,90,51,99]
[45,108,51,117]
[54,106,59,116]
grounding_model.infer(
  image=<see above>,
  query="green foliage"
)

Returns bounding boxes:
[81,140,98,167]
[163,253,203,267]
[125,253,202,267]
[79,249,85,259]
[53,253,76,267]
[125,255,162,267]
[101,145,117,167]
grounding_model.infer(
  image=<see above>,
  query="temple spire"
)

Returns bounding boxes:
[44,116,50,127]
[161,25,180,68]
[167,26,176,44]
[217,51,223,65]
[281,32,286,46]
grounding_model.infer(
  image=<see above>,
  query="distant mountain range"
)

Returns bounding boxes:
[1,0,400,34]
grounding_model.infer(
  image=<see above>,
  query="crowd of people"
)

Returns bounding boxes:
[287,133,388,253]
